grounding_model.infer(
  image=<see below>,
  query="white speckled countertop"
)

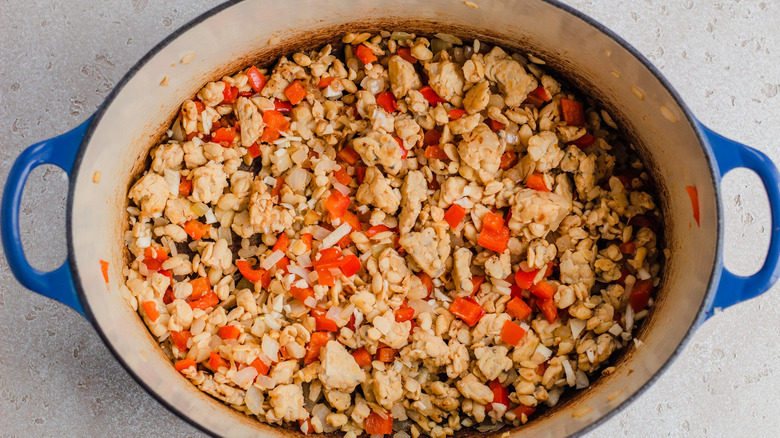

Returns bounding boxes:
[1,1,779,436]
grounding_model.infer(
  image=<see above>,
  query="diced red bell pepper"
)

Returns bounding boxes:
[419,85,446,106]
[514,404,536,419]
[183,220,211,240]
[289,286,315,305]
[572,132,596,148]
[471,276,486,296]
[340,254,361,277]
[443,204,466,229]
[304,331,330,364]
[337,146,360,165]
[630,279,654,312]
[488,379,510,406]
[323,189,350,220]
[366,224,393,237]
[515,268,540,289]
[218,325,241,340]
[356,166,366,184]
[142,301,159,322]
[273,233,289,253]
[352,347,373,367]
[449,297,486,327]
[686,185,700,226]
[538,298,558,323]
[506,297,533,320]
[263,109,290,132]
[365,412,393,435]
[316,268,335,287]
[175,358,196,373]
[425,145,449,160]
[301,233,313,251]
[193,100,206,113]
[529,280,555,299]
[247,143,262,158]
[376,91,399,113]
[313,247,345,270]
[222,83,239,104]
[423,129,442,146]
[501,320,526,346]
[619,241,637,254]
[525,173,549,191]
[525,85,552,108]
[249,358,270,376]
[99,259,110,284]
[397,47,416,64]
[477,212,510,253]
[561,98,586,126]
[312,308,340,332]
[273,99,293,113]
[375,347,397,363]
[500,151,518,169]
[393,136,407,158]
[209,352,229,370]
[417,272,434,297]
[260,127,280,143]
[246,66,267,92]
[170,330,191,351]
[271,176,284,201]
[284,80,307,105]
[489,119,506,131]
[334,167,353,186]
[212,126,236,144]
[236,260,270,287]
[394,306,415,323]
[355,44,377,64]
[449,108,466,120]
[317,76,335,89]
[179,177,193,196]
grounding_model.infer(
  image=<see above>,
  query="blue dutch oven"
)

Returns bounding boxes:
[2,0,779,436]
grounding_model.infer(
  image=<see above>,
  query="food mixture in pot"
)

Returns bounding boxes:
[122,30,664,437]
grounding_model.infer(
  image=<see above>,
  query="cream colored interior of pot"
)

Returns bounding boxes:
[69,0,719,436]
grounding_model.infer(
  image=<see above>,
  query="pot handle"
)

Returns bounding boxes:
[1,119,92,316]
[702,123,780,314]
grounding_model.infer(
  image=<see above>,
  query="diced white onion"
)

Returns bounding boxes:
[313,226,331,241]
[534,344,553,361]
[163,169,180,195]
[586,349,596,363]
[262,250,285,270]
[313,143,325,154]
[136,235,151,248]
[312,404,335,433]
[625,303,635,332]
[333,181,350,196]
[297,253,312,268]
[326,306,342,322]
[204,208,217,224]
[304,297,317,307]
[261,336,280,362]
[519,321,530,332]
[633,338,644,348]
[308,270,319,283]
[232,366,258,389]
[324,87,343,99]
[408,299,433,315]
[286,167,308,192]
[245,385,265,415]
[561,359,576,387]
[575,369,590,389]
[287,265,310,282]
[570,318,586,339]
[321,222,352,248]
[256,351,273,367]
[294,279,308,289]
[255,374,275,389]
[608,323,623,336]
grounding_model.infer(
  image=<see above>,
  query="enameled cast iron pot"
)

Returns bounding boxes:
[3,0,780,436]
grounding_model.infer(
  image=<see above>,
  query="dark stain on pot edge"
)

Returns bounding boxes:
[116,17,671,438]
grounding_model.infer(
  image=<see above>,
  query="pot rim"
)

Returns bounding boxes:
[66,0,724,436]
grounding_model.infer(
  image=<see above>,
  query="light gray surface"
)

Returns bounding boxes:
[1,0,778,436]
